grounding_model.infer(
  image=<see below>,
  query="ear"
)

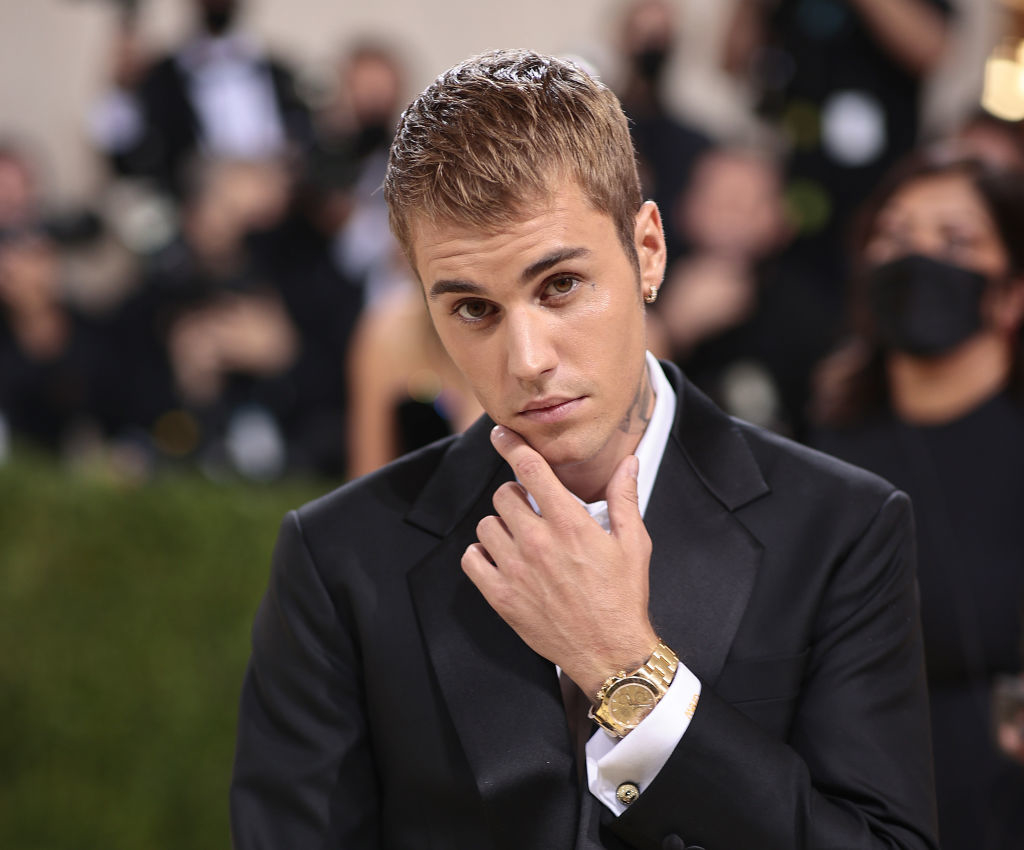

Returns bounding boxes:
[634,201,667,302]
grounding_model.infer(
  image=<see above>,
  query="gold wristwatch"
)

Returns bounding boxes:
[589,641,678,737]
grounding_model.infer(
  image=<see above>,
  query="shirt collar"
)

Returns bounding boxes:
[632,350,677,520]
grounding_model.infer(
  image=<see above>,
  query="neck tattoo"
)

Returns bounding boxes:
[619,371,654,435]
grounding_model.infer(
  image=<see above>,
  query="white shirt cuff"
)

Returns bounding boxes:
[585,662,702,816]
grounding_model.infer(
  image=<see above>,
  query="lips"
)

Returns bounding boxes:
[517,396,585,424]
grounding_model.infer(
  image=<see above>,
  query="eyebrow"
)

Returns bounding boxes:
[428,279,485,300]
[427,246,592,301]
[520,246,591,283]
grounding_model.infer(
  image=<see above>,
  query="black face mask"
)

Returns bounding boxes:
[867,253,988,357]
[632,47,670,83]
[201,2,237,36]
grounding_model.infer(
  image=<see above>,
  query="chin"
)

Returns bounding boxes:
[522,428,605,471]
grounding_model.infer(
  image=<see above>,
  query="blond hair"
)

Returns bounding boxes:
[384,49,642,265]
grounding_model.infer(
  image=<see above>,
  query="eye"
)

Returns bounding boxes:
[944,231,979,254]
[544,276,578,297]
[454,299,494,322]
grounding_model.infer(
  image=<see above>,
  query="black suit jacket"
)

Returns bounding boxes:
[111,50,312,196]
[231,363,938,849]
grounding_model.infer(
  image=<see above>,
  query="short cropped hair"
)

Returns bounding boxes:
[384,49,643,266]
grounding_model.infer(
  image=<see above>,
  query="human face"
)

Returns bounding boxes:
[681,151,787,259]
[865,172,1010,280]
[411,181,665,488]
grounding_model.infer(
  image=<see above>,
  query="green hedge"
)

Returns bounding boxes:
[0,457,329,850]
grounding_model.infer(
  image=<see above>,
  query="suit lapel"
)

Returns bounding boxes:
[407,417,581,850]
[648,365,769,684]
[645,438,763,684]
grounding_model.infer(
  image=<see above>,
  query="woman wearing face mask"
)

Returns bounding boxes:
[811,152,1024,850]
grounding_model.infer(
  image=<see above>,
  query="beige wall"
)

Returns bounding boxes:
[0,0,995,205]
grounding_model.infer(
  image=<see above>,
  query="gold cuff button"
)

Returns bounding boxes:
[616,782,640,806]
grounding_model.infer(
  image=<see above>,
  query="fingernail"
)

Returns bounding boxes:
[491,425,506,443]
[628,455,639,479]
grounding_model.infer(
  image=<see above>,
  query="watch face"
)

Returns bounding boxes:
[608,680,657,727]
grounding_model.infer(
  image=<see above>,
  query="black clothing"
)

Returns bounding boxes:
[247,213,364,475]
[396,397,454,457]
[110,51,312,197]
[0,308,114,452]
[753,0,954,293]
[814,393,1024,850]
[672,257,842,439]
[232,363,938,849]
[625,110,711,263]
[107,211,362,476]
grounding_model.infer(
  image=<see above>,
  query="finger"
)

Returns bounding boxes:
[491,480,536,524]
[606,454,645,545]
[461,542,509,610]
[461,541,496,578]
[490,425,579,521]
[475,514,519,569]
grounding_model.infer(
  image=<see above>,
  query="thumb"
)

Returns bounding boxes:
[607,454,643,541]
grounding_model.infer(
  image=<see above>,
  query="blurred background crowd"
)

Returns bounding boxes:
[2,0,1024,847]
[1,0,1015,479]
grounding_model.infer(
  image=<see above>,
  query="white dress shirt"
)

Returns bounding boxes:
[180,35,286,159]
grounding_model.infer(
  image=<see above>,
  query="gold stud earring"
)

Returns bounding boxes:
[644,285,659,304]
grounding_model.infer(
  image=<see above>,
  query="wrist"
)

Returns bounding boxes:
[577,628,660,703]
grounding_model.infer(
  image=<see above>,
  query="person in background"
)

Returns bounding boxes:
[723,0,953,303]
[104,155,353,480]
[0,143,37,234]
[311,40,408,307]
[0,231,108,456]
[107,158,297,476]
[90,0,312,198]
[811,150,1024,850]
[315,40,404,174]
[330,40,476,478]
[345,264,482,478]
[651,145,837,436]
[0,143,123,460]
[614,0,711,264]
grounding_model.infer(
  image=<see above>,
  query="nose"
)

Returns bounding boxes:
[504,307,557,384]
[904,223,948,259]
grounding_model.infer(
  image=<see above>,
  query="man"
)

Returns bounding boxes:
[91,0,312,197]
[231,50,937,849]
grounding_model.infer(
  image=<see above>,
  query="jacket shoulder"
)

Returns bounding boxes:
[295,435,459,537]
[734,417,901,509]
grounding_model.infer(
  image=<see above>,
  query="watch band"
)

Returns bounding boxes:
[637,641,678,693]
[594,641,678,702]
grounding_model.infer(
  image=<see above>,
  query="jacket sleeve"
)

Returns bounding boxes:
[611,490,939,850]
[230,510,378,849]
